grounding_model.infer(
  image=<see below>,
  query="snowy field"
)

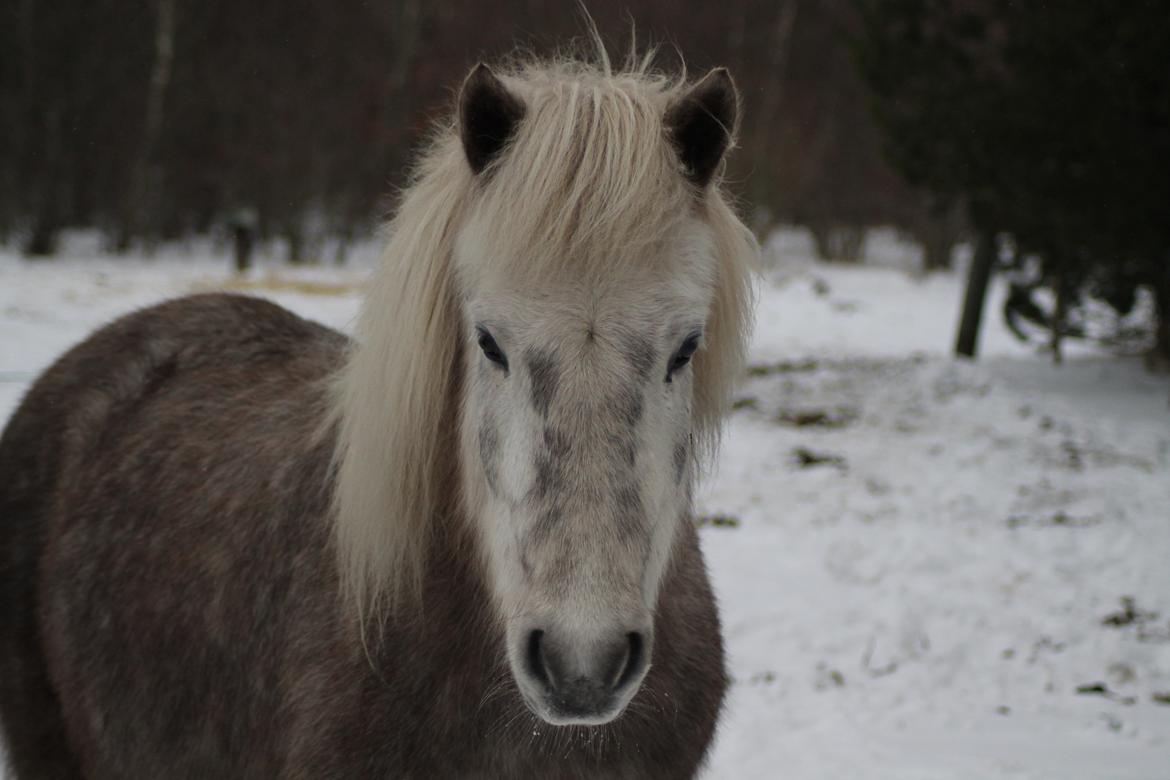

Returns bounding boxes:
[2,231,1169,778]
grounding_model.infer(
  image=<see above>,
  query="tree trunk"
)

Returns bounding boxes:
[915,200,962,272]
[334,227,351,266]
[376,0,422,181]
[954,230,997,358]
[6,0,36,244]
[25,219,59,257]
[750,0,801,155]
[920,212,958,271]
[746,1,800,210]
[1149,261,1170,372]
[233,226,254,274]
[811,224,866,263]
[1050,269,1068,365]
[811,223,832,261]
[25,104,65,258]
[923,237,953,272]
[285,227,304,265]
[117,0,176,251]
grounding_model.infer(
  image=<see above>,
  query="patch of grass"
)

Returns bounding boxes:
[745,359,819,377]
[1006,511,1098,529]
[211,276,361,296]
[695,514,741,529]
[1098,597,1170,642]
[815,662,846,690]
[1075,682,1136,706]
[1102,597,1158,628]
[791,447,847,470]
[774,406,857,429]
[731,396,760,411]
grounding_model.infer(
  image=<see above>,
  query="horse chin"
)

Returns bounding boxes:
[515,684,632,728]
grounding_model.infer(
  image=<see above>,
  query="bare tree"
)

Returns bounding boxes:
[117,0,176,252]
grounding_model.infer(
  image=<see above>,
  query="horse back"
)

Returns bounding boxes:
[0,293,346,778]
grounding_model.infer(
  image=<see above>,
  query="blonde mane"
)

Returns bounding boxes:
[330,52,758,621]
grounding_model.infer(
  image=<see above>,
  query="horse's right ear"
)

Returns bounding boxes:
[459,64,525,175]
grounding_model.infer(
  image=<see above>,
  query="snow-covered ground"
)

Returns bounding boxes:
[2,230,1168,778]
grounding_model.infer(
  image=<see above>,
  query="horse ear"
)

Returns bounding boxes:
[459,63,525,174]
[664,68,739,188]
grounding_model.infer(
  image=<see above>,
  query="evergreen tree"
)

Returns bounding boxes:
[852,0,1170,363]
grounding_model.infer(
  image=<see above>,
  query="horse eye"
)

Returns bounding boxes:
[476,327,509,371]
[665,333,701,383]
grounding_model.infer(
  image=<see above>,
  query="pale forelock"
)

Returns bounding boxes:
[469,60,689,278]
[330,52,759,623]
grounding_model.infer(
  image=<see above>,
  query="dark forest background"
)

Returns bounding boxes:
[1,0,1167,361]
[0,1,936,261]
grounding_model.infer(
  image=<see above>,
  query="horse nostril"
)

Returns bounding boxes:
[525,629,551,687]
[613,631,646,692]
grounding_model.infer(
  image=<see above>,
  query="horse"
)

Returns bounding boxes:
[0,53,757,778]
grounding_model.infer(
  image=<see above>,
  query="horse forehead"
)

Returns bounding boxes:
[531,272,686,317]
[517,302,670,371]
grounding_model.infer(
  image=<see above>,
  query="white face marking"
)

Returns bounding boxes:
[455,218,717,725]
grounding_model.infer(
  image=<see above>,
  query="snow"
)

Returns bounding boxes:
[2,230,1169,778]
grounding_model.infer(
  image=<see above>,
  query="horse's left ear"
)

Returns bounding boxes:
[664,68,739,188]
[459,63,526,174]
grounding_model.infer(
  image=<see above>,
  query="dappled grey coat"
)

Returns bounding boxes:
[0,294,728,778]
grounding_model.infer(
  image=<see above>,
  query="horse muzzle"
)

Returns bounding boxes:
[511,620,652,726]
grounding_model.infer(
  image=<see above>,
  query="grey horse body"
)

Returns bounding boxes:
[0,294,727,778]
